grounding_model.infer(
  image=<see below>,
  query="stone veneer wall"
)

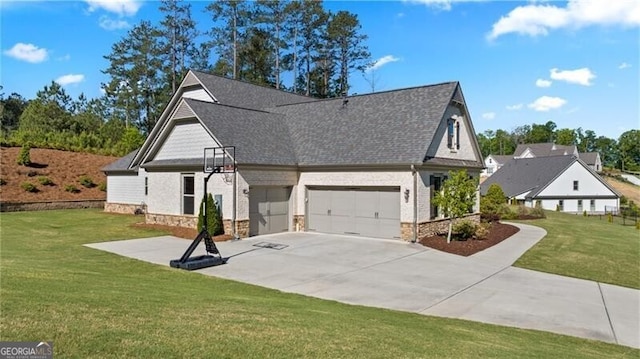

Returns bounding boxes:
[145,213,198,229]
[104,202,139,215]
[401,213,480,241]
[293,215,305,232]
[235,219,249,238]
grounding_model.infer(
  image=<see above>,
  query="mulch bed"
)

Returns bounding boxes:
[131,223,234,242]
[419,222,520,256]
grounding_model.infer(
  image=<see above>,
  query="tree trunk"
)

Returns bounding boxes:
[233,7,237,80]
[275,23,280,89]
[447,219,453,244]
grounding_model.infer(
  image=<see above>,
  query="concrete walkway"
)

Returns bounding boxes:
[86,223,639,349]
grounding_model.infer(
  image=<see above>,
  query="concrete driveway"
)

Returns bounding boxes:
[86,223,639,349]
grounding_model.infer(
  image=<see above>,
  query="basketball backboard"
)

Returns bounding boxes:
[204,146,235,173]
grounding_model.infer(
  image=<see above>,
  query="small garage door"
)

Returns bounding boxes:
[249,187,290,236]
[307,187,400,239]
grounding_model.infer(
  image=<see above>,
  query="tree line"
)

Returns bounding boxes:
[1,0,370,156]
[477,120,640,171]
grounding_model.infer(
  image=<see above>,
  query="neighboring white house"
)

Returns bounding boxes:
[481,154,512,177]
[579,152,602,172]
[103,70,485,241]
[479,156,619,214]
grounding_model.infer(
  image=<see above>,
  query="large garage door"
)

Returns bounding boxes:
[307,187,400,239]
[249,187,290,236]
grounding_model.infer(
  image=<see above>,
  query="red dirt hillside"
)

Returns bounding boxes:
[0,147,118,203]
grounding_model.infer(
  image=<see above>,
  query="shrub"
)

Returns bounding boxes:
[38,176,54,186]
[607,213,613,223]
[480,183,507,217]
[65,184,80,193]
[530,203,546,218]
[517,205,528,217]
[620,196,628,205]
[453,219,477,240]
[21,182,37,192]
[79,175,95,188]
[16,144,31,166]
[556,204,561,212]
[0,178,6,186]
[583,210,587,217]
[501,206,518,220]
[98,182,107,192]
[475,223,490,239]
[198,193,224,236]
[480,212,500,223]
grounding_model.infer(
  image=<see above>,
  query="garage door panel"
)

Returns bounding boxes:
[330,191,355,216]
[249,187,290,236]
[355,217,378,237]
[377,191,401,220]
[355,191,377,218]
[377,218,400,239]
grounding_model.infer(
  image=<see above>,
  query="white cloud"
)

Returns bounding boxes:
[506,103,523,111]
[99,16,130,30]
[618,62,631,69]
[482,112,496,120]
[85,0,141,17]
[404,0,482,11]
[3,43,48,63]
[487,0,640,40]
[55,74,85,86]
[536,78,552,87]
[528,96,567,112]
[550,67,596,86]
[367,55,400,72]
[57,54,71,61]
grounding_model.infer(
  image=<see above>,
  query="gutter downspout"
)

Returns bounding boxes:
[411,165,418,243]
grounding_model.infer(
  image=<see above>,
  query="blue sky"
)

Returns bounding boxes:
[1,0,638,139]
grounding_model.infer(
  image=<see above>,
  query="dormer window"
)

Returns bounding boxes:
[447,118,460,150]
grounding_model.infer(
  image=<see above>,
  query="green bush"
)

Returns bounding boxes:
[79,175,95,188]
[98,182,107,192]
[480,183,507,217]
[21,182,37,192]
[583,210,587,217]
[620,196,628,205]
[65,184,80,193]
[501,206,518,220]
[530,202,546,218]
[607,213,613,223]
[453,219,477,240]
[0,178,6,186]
[517,205,528,217]
[38,176,54,186]
[16,144,31,166]
[198,193,224,236]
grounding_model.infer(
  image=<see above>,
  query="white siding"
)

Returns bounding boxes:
[432,104,478,161]
[172,101,196,119]
[154,122,217,160]
[537,199,618,213]
[537,162,617,198]
[106,168,147,204]
[182,72,201,87]
[182,88,214,102]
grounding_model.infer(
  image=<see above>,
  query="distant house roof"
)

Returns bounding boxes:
[487,154,513,164]
[101,149,139,173]
[579,152,599,165]
[513,143,577,157]
[480,156,576,197]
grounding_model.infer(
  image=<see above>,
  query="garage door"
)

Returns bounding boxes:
[249,187,290,236]
[307,187,400,239]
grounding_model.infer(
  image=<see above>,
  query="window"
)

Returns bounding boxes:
[573,180,579,191]
[430,175,442,219]
[590,199,596,212]
[182,174,195,215]
[558,200,564,211]
[447,119,455,149]
[489,158,492,164]
[577,200,583,212]
[145,177,148,196]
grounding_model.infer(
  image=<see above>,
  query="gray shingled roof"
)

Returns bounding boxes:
[192,70,317,110]
[513,143,576,157]
[480,156,575,197]
[271,82,460,166]
[579,152,599,165]
[102,149,139,173]
[185,99,298,166]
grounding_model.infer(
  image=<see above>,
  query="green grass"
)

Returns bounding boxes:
[1,209,637,358]
[514,211,640,289]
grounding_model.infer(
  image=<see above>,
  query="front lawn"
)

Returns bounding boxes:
[1,209,637,357]
[514,211,640,289]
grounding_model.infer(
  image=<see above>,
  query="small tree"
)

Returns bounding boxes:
[198,193,224,236]
[16,144,31,166]
[433,170,477,243]
[480,183,506,216]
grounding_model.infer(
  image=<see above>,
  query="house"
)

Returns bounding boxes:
[479,155,619,213]
[103,70,485,241]
[481,154,512,177]
[578,152,602,172]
